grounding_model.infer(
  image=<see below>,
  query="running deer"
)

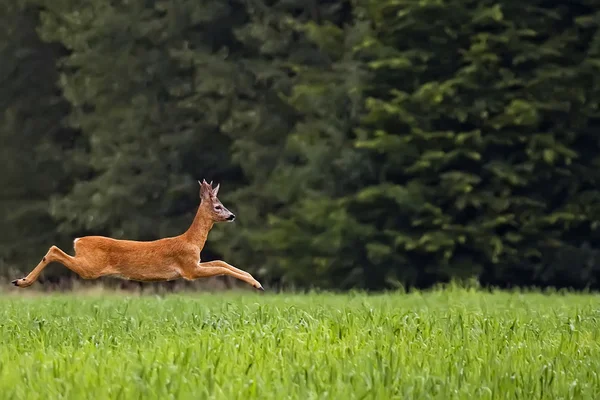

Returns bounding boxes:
[11,180,264,290]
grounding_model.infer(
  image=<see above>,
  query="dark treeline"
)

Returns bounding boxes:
[1,0,600,291]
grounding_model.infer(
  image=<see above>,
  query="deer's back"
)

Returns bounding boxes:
[73,235,194,267]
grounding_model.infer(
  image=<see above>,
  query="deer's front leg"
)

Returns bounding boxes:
[218,262,254,280]
[182,260,264,291]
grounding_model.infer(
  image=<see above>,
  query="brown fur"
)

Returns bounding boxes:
[11,180,264,290]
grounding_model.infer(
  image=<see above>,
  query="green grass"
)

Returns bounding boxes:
[0,288,599,399]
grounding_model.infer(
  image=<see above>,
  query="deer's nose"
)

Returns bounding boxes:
[227,214,236,221]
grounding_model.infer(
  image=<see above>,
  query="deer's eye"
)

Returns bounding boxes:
[215,205,223,211]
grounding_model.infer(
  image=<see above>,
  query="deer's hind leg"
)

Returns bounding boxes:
[12,245,96,288]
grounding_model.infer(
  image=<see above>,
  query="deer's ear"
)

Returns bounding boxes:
[212,183,220,197]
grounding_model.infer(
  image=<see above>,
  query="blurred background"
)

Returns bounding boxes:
[1,0,599,292]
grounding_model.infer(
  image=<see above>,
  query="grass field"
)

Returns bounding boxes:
[0,287,599,399]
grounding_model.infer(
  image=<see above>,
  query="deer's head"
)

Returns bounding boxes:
[198,179,235,222]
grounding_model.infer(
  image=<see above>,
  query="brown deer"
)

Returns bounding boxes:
[11,180,264,290]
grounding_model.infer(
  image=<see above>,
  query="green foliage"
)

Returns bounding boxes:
[0,1,76,268]
[1,291,599,398]
[34,0,249,244]
[2,0,600,290]
[345,0,600,288]
[254,0,600,289]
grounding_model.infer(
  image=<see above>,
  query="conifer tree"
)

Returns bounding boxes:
[0,1,76,272]
[341,0,600,288]
[35,0,250,249]
[229,0,372,287]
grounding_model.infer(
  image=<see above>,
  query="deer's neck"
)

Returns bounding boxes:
[184,206,214,249]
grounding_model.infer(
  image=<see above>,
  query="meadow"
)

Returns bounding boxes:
[0,287,598,399]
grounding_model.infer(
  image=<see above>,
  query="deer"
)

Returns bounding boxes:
[11,180,264,291]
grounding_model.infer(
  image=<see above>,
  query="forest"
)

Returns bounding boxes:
[1,0,600,291]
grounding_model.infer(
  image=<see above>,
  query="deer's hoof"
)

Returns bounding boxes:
[257,284,265,291]
[11,278,28,287]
